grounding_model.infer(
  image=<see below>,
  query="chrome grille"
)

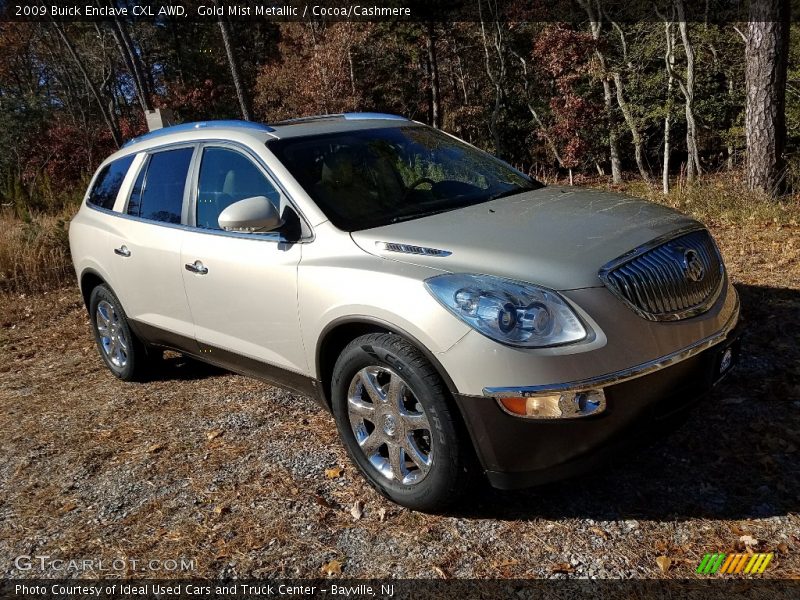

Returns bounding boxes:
[599,228,724,321]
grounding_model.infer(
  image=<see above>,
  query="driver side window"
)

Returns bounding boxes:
[196,147,280,230]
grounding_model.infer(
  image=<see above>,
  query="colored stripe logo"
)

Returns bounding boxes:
[697,553,773,575]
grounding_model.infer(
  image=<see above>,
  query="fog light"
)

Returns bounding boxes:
[498,389,606,419]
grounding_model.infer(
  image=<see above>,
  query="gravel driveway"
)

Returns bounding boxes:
[0,223,798,579]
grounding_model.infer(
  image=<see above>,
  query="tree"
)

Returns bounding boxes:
[214,3,252,121]
[579,0,622,183]
[745,0,790,195]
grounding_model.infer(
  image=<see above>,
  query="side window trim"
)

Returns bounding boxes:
[121,143,198,226]
[188,141,312,242]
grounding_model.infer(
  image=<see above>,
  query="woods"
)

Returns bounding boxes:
[0,4,797,216]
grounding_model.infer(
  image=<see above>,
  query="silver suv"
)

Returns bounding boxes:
[70,114,741,511]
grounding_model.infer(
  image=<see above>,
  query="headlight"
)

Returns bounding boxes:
[424,273,589,348]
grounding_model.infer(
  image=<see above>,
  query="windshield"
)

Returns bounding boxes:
[267,125,543,231]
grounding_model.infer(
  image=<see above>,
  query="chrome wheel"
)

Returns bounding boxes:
[347,366,433,485]
[95,300,128,369]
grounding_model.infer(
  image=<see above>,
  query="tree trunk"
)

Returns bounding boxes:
[745,0,790,195]
[613,72,651,183]
[426,22,441,129]
[215,7,252,121]
[479,1,505,156]
[53,23,121,148]
[675,1,702,181]
[663,20,676,195]
[727,78,735,170]
[579,0,622,183]
[106,14,152,113]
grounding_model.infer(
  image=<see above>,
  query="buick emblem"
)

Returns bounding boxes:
[682,249,705,283]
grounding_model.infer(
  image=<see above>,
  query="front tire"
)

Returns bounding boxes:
[89,284,152,381]
[331,333,474,511]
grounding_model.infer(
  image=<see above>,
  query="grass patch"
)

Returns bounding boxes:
[0,209,74,293]
[611,173,800,227]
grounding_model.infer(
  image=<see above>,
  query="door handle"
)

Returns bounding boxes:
[114,245,131,257]
[185,260,208,275]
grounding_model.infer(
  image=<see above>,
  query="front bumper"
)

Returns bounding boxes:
[455,315,743,490]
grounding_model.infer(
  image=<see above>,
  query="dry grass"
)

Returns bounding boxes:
[0,209,74,293]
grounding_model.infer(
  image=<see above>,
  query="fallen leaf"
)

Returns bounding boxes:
[551,563,575,574]
[325,466,343,479]
[656,556,671,573]
[321,559,342,576]
[778,543,789,554]
[377,507,387,522]
[60,501,77,513]
[206,429,223,441]
[432,565,447,578]
[213,505,229,516]
[146,443,164,453]
[350,500,364,520]
[590,526,608,539]
[313,494,332,509]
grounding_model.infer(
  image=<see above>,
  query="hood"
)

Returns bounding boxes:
[350,186,699,290]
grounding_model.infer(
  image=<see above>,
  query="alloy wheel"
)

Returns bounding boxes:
[347,366,433,485]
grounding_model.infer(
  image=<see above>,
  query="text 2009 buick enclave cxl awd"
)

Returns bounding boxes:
[69,113,741,511]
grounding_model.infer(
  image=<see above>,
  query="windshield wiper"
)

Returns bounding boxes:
[389,207,453,224]
[487,186,535,202]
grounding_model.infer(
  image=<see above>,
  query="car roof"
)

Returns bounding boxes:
[122,113,416,148]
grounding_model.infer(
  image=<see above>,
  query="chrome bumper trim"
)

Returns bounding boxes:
[483,295,740,399]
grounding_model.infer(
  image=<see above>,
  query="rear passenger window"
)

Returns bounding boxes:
[133,147,194,224]
[87,155,135,210]
[196,147,280,230]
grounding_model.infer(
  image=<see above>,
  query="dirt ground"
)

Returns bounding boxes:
[1,220,799,580]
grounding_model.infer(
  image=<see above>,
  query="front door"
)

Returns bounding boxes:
[180,145,308,375]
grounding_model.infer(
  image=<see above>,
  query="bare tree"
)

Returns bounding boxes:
[214,3,252,121]
[478,0,506,155]
[52,23,121,148]
[579,0,622,184]
[426,22,441,129]
[662,16,677,194]
[745,0,790,195]
[606,19,651,184]
[674,0,702,181]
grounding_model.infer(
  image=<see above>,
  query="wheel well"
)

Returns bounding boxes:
[317,322,389,408]
[315,319,459,410]
[79,271,105,311]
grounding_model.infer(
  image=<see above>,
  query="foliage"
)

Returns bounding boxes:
[0,17,799,212]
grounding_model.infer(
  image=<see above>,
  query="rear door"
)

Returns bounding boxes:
[180,143,308,374]
[107,145,197,346]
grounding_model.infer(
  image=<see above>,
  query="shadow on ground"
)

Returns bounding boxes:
[456,283,800,521]
[147,352,229,382]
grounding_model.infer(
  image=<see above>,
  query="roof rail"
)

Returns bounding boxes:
[341,112,408,121]
[123,120,276,147]
[270,112,409,126]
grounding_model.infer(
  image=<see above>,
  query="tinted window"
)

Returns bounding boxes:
[268,126,541,231]
[87,155,135,210]
[136,147,194,224]
[196,147,280,230]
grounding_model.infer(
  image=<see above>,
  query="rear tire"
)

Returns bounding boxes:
[331,333,474,512]
[89,284,154,381]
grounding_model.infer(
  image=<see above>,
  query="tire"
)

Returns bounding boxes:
[331,333,475,512]
[88,284,153,381]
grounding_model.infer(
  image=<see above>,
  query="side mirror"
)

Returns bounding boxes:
[218,196,283,233]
